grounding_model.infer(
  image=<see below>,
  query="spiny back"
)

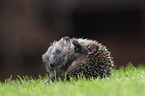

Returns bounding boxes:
[67,39,114,79]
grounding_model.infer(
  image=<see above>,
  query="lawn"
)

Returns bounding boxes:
[1,64,145,96]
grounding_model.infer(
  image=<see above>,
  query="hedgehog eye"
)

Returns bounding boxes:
[56,49,61,53]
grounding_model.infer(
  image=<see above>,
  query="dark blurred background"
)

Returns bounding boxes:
[0,0,144,81]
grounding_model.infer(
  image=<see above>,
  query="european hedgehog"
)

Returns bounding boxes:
[42,36,114,81]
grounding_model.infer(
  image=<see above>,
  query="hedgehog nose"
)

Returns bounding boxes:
[50,63,55,67]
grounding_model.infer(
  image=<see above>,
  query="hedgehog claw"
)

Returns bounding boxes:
[44,79,50,83]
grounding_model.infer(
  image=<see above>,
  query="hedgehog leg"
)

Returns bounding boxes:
[44,77,56,83]
[44,79,50,83]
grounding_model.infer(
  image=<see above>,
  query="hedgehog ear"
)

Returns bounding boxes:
[63,36,70,44]
[72,39,81,49]
[72,39,89,54]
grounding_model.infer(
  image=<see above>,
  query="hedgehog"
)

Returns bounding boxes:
[42,36,114,82]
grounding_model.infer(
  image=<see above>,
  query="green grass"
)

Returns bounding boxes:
[1,64,145,96]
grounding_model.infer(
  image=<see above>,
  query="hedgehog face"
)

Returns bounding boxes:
[42,36,89,81]
[42,37,72,80]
